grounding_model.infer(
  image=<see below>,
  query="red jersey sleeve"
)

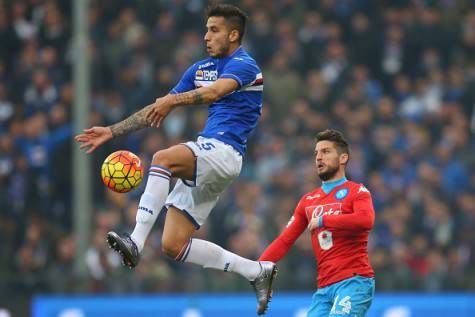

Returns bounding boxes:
[322,185,375,231]
[258,198,308,262]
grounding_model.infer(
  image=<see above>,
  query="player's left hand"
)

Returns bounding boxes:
[75,126,113,154]
[307,216,323,232]
[147,96,174,127]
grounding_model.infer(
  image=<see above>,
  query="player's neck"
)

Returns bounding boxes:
[224,43,241,57]
[323,171,346,184]
[322,176,347,185]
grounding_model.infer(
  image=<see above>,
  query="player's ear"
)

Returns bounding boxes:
[340,153,349,165]
[229,29,239,43]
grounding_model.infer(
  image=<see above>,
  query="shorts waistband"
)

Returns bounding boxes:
[197,136,242,157]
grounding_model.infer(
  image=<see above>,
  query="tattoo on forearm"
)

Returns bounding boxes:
[191,90,204,104]
[173,90,205,105]
[109,104,152,137]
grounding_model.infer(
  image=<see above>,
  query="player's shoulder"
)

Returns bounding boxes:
[229,48,261,69]
[347,181,371,196]
[234,47,256,61]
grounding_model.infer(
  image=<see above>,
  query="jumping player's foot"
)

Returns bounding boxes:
[106,231,140,268]
[251,261,278,315]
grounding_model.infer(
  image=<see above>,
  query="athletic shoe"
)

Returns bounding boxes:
[251,261,278,315]
[106,231,140,268]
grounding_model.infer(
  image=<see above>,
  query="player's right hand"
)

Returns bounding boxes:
[307,216,323,232]
[146,96,174,128]
[74,126,113,154]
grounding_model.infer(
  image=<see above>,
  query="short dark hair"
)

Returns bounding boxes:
[316,129,350,156]
[206,4,248,43]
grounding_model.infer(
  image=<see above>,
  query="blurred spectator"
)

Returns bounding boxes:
[264,53,303,121]
[47,235,77,292]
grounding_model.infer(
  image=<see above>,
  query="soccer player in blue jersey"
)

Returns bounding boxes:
[75,4,275,315]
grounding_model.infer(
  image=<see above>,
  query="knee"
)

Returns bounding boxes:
[161,237,185,260]
[152,149,172,168]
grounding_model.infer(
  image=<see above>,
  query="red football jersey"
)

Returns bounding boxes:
[259,180,375,288]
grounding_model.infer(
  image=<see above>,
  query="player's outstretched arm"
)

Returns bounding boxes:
[75,103,154,154]
[259,202,308,263]
[147,78,239,127]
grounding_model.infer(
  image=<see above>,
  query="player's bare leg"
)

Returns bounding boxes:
[107,144,195,268]
[161,206,197,260]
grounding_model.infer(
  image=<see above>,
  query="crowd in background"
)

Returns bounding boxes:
[1,0,475,312]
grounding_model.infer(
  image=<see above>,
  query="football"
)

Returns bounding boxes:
[101,150,144,193]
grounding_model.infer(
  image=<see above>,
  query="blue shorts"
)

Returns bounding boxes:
[308,275,375,317]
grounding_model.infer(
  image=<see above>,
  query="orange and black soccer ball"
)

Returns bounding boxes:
[101,150,144,193]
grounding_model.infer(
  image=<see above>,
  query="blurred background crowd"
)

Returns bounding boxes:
[1,0,475,314]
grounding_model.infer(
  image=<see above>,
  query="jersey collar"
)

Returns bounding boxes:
[217,46,243,62]
[321,177,348,195]
[228,46,243,58]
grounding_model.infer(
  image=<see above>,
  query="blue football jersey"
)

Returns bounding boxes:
[170,47,263,156]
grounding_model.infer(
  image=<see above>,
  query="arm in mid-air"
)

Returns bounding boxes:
[259,201,308,263]
[75,78,239,154]
[74,103,153,154]
[110,103,154,137]
[174,77,239,105]
[114,77,238,133]
[308,187,375,231]
[147,78,238,127]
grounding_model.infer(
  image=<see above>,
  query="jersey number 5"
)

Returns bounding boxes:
[317,230,333,250]
[197,142,215,151]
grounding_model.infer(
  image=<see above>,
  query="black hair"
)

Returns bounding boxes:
[316,129,350,156]
[206,4,248,43]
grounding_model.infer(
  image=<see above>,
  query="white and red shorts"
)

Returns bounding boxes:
[165,136,242,228]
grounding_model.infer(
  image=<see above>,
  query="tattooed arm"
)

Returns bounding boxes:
[106,75,234,138]
[107,76,230,137]
[108,74,236,137]
[76,76,240,153]
[147,78,240,127]
[109,104,153,137]
[75,104,155,154]
[75,77,240,153]
[172,77,239,106]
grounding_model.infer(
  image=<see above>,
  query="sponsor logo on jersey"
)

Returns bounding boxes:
[198,61,215,69]
[195,70,204,80]
[335,188,348,200]
[306,203,342,219]
[306,194,321,200]
[357,185,369,193]
[195,69,218,81]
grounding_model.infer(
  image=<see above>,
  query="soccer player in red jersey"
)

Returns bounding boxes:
[259,129,375,316]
